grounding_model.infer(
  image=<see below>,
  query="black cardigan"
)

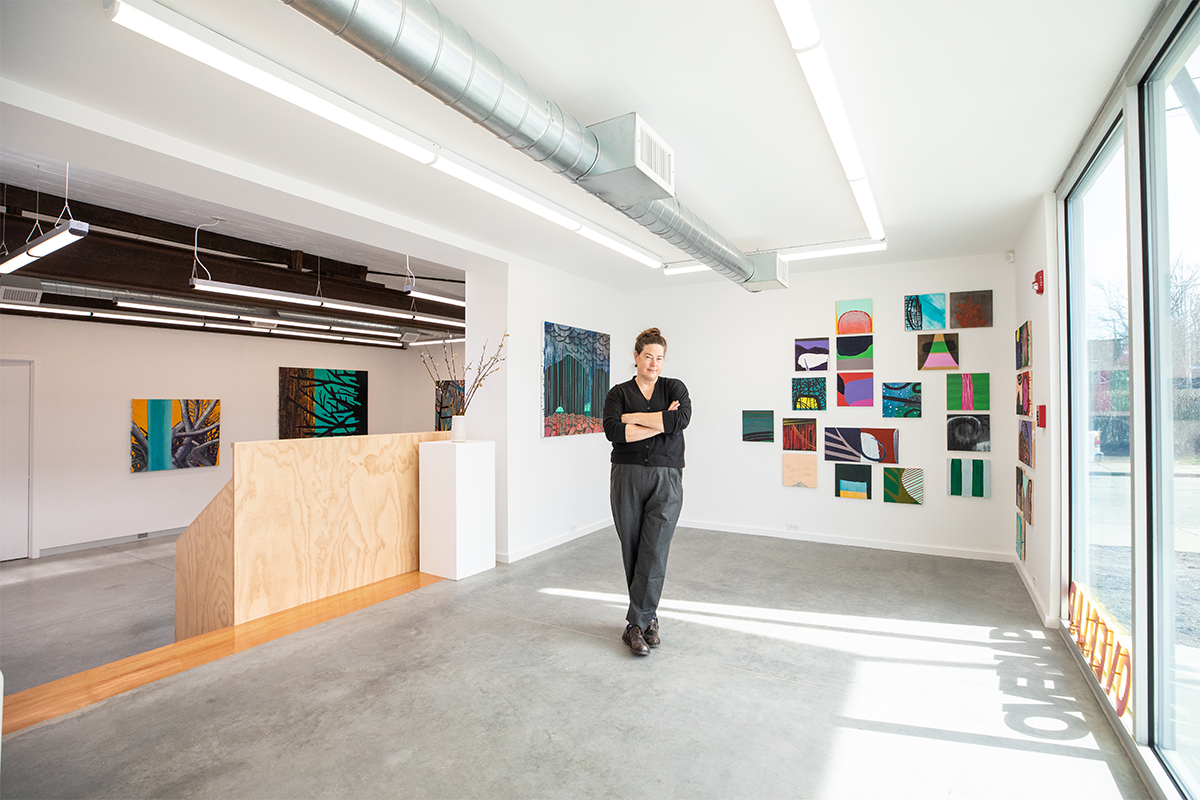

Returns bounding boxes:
[602,377,692,468]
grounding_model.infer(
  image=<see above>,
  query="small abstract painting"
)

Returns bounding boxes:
[782,418,817,451]
[279,368,368,439]
[1017,467,1034,525]
[947,457,990,498]
[743,410,774,442]
[1018,419,1036,468]
[837,372,874,407]
[795,338,830,371]
[835,464,872,499]
[543,322,610,437]
[947,414,991,451]
[836,335,874,370]
[793,377,827,411]
[949,290,993,329]
[824,427,899,464]
[836,298,873,334]
[1016,372,1032,416]
[917,333,960,370]
[947,373,990,411]
[435,380,465,431]
[1016,513,1026,561]
[1016,321,1033,369]
[783,453,818,488]
[131,399,220,472]
[884,467,924,505]
[904,294,946,331]
[882,382,922,418]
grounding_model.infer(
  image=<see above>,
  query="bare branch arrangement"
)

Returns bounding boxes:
[420,331,509,416]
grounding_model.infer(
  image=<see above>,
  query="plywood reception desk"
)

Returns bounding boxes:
[175,431,450,641]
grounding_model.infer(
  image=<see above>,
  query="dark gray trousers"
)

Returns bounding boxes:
[610,463,683,630]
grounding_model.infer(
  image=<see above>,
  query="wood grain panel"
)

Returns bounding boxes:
[232,431,449,624]
[175,480,235,641]
[3,572,442,735]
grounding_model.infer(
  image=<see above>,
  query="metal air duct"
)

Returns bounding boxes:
[281,0,757,285]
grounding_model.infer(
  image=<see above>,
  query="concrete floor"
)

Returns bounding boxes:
[0,528,1150,799]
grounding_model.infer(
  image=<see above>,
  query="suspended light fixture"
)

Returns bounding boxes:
[0,164,90,274]
[403,286,467,309]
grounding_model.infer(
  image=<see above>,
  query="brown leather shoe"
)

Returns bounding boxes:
[622,624,650,656]
[644,617,661,648]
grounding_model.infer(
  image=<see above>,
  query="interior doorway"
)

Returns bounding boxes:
[1,359,32,560]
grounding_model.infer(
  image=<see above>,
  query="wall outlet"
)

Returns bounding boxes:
[569,524,577,533]
[785,523,800,532]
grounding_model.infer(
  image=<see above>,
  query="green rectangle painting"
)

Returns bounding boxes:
[279,368,368,439]
[947,373,990,411]
[947,457,990,498]
[131,399,220,472]
[743,410,774,442]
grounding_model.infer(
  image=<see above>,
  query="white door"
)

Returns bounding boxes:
[1,360,32,561]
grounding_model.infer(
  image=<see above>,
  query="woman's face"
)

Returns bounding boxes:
[635,343,665,382]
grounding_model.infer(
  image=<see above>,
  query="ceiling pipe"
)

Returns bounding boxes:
[280,0,756,285]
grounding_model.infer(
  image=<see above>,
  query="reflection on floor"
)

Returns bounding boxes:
[0,528,1151,799]
[0,534,179,695]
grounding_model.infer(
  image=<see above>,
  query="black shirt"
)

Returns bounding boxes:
[603,377,692,468]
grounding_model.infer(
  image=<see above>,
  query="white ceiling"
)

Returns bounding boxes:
[0,0,1159,292]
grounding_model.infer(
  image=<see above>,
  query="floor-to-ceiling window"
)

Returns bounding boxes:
[1145,11,1200,794]
[1067,122,1135,697]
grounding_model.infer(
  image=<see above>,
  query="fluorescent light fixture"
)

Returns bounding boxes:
[778,239,887,262]
[431,155,581,230]
[239,315,330,330]
[412,315,467,328]
[319,300,414,320]
[576,226,662,268]
[192,278,323,307]
[340,336,404,347]
[269,328,343,341]
[117,300,239,319]
[774,0,821,51]
[92,311,205,327]
[402,287,467,308]
[0,220,90,274]
[662,262,712,276]
[0,302,92,317]
[328,325,403,337]
[848,177,885,242]
[409,338,467,346]
[105,0,436,165]
[204,322,268,332]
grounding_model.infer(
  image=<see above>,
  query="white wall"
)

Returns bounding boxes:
[0,315,433,554]
[627,254,1019,560]
[1013,192,1063,625]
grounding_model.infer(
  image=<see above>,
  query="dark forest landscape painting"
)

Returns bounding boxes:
[279,368,368,439]
[544,322,610,437]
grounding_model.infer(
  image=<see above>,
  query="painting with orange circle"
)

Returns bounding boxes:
[835,298,872,334]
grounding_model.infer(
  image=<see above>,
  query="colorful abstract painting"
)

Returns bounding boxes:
[824,427,899,463]
[947,373,990,411]
[543,322,610,437]
[904,294,946,331]
[882,382,922,418]
[836,299,873,334]
[743,410,774,442]
[435,380,464,431]
[782,418,817,451]
[793,377,827,411]
[1018,419,1036,467]
[837,372,874,407]
[947,457,990,497]
[836,335,874,370]
[947,414,991,451]
[949,290,993,329]
[917,333,960,370]
[884,467,924,505]
[835,464,871,499]
[131,399,220,472]
[795,338,829,371]
[783,453,818,488]
[1016,513,1026,561]
[1017,372,1032,416]
[279,369,367,439]
[1016,321,1032,369]
[1017,467,1034,525]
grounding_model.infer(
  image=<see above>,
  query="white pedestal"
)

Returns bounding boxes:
[419,440,496,580]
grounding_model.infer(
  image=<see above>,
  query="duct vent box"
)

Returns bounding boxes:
[579,113,675,206]
[0,276,44,304]
[742,252,789,293]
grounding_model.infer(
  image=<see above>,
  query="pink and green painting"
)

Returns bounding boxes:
[1017,372,1032,416]
[947,373,990,411]
[917,333,960,370]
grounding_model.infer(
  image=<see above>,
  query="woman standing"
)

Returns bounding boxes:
[602,328,691,656]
